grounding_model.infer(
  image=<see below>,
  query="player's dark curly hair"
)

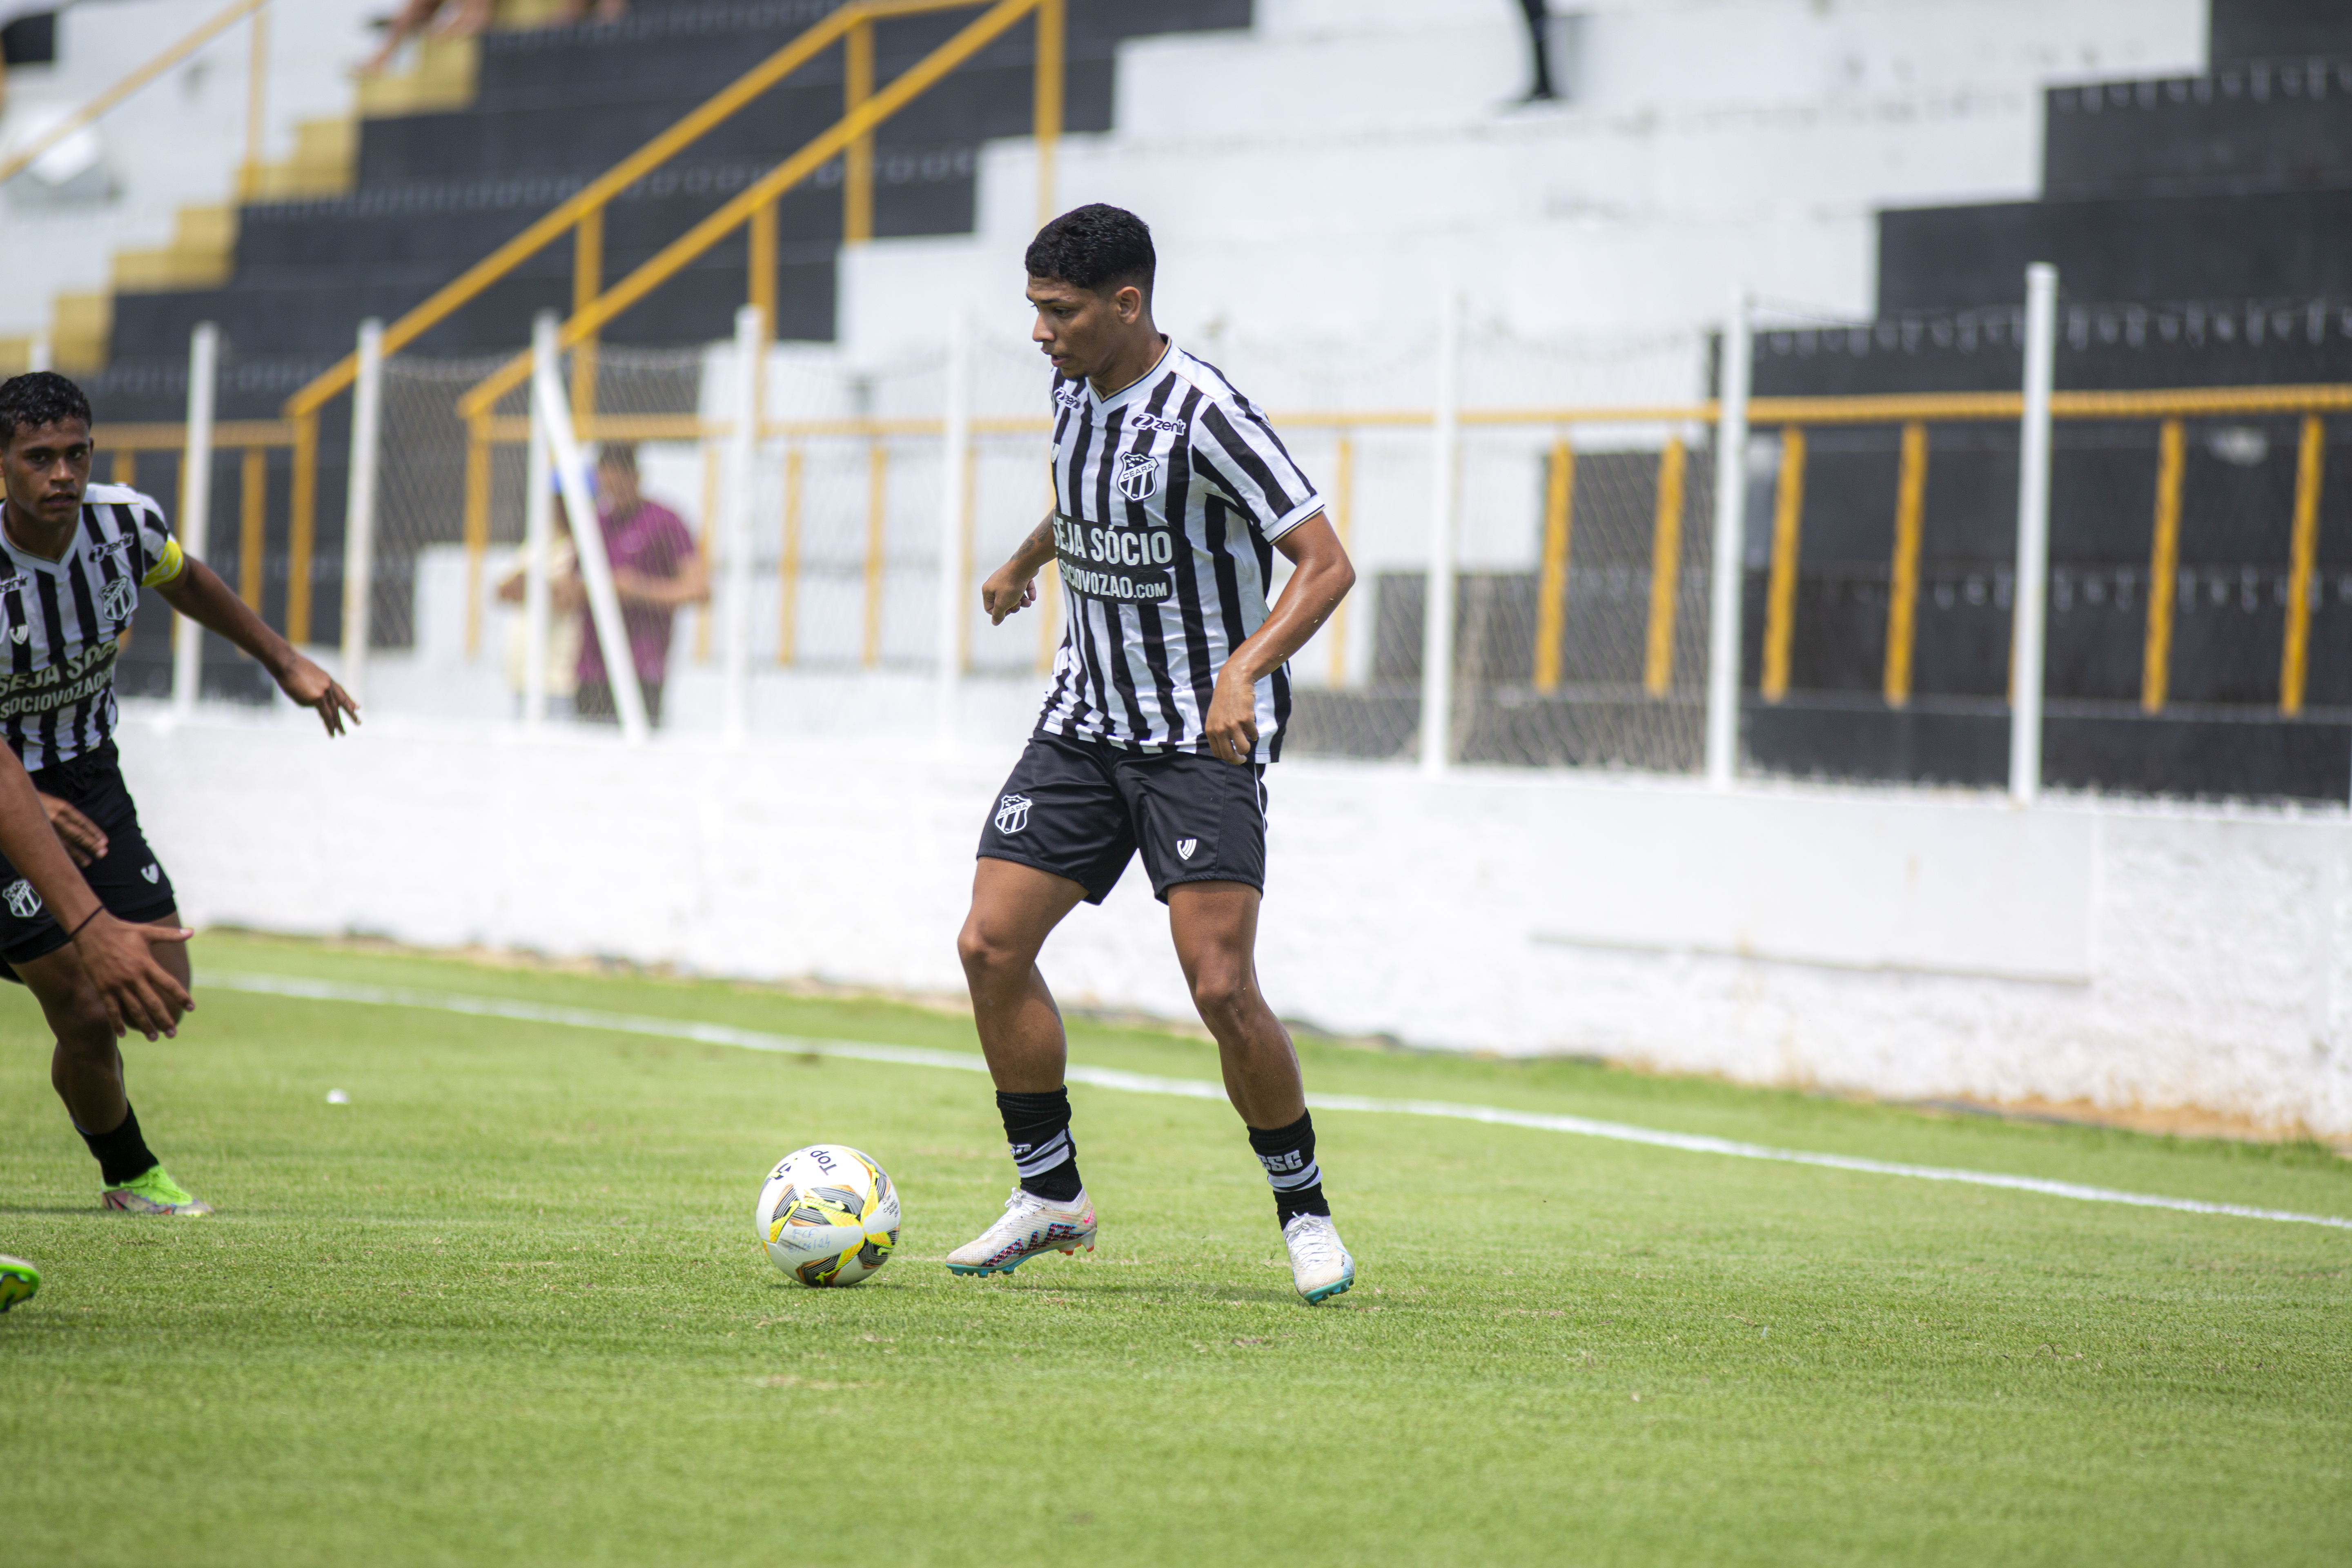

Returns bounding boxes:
[1025,204,1155,302]
[0,372,94,449]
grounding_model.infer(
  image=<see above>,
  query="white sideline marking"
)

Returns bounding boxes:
[213,971,2352,1232]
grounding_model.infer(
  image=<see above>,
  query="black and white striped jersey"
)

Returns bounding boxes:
[1037,341,1325,761]
[0,483,186,771]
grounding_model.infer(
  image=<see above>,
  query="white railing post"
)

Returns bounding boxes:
[1704,289,1752,790]
[2010,263,2058,805]
[532,316,650,744]
[721,303,761,745]
[1419,288,1462,777]
[28,335,52,374]
[934,304,973,736]
[338,317,384,706]
[522,314,556,730]
[170,321,218,716]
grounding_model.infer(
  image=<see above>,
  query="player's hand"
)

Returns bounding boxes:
[981,564,1038,626]
[1203,663,1260,765]
[275,652,361,737]
[71,912,193,1041]
[38,793,107,866]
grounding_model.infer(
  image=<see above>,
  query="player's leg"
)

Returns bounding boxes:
[945,738,1131,1276]
[15,751,207,1215]
[1166,882,1303,1126]
[1131,751,1355,1303]
[1166,882,1353,1303]
[947,863,1098,1274]
[18,929,208,1216]
[958,855,1086,1091]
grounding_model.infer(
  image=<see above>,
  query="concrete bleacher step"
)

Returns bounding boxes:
[94,0,1254,409]
[2045,62,2352,200]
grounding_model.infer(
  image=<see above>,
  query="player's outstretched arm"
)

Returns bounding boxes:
[981,514,1058,626]
[0,752,189,1039]
[155,559,361,736]
[1202,513,1355,764]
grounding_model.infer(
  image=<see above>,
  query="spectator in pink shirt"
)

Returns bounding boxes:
[571,444,706,727]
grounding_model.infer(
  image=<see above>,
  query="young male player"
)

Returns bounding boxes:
[949,205,1361,1304]
[0,371,358,1216]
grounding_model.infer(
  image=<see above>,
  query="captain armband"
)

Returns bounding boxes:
[140,537,186,588]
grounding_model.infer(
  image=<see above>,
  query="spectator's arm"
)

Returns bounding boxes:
[613,557,709,608]
[613,519,710,608]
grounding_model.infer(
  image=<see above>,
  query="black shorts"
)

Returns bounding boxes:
[978,732,1267,905]
[0,740,177,976]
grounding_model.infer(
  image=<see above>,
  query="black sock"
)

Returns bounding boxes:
[78,1103,159,1188]
[1248,1111,1330,1223]
[997,1088,1083,1202]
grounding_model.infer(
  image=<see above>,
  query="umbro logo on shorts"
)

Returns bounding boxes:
[141,864,160,884]
[1176,837,1198,861]
[995,794,1033,835]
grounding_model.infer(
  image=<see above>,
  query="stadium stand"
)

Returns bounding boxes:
[71,0,1249,701]
[1740,0,2352,800]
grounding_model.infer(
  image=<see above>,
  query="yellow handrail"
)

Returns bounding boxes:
[0,0,267,187]
[283,0,1060,642]
[287,1,866,419]
[452,0,1050,421]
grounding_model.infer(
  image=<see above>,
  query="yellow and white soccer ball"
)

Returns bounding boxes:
[756,1144,900,1287]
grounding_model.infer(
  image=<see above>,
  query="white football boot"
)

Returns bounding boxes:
[1281,1213,1355,1304]
[944,1188,1097,1276]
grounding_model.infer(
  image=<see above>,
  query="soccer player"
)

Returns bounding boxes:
[0,371,358,1216]
[948,205,1360,1305]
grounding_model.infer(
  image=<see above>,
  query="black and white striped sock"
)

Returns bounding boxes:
[997,1088,1083,1203]
[1248,1111,1330,1223]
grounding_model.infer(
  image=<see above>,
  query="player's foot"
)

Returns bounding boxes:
[1282,1213,1354,1305]
[944,1187,1096,1276]
[102,1166,214,1216]
[0,1254,38,1312]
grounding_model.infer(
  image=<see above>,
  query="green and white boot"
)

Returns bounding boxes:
[103,1166,214,1216]
[0,1254,38,1312]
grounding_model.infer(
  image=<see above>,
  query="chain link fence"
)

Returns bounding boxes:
[351,319,1719,767]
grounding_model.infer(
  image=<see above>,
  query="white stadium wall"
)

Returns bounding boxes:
[839,0,2208,367]
[0,0,381,345]
[117,708,2352,1140]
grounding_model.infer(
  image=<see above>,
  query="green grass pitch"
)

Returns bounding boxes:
[4,931,2348,1566]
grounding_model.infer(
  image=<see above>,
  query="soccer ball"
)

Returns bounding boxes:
[756,1144,900,1287]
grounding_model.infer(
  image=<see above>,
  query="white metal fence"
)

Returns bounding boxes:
[144,278,2079,803]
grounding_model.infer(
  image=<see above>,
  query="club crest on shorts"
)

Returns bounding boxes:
[994,794,1033,835]
[3,879,40,920]
[100,576,136,624]
[1175,837,1198,861]
[1116,451,1163,501]
[141,864,160,884]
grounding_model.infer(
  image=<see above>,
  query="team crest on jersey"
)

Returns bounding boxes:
[100,576,136,624]
[1116,451,1163,501]
[994,794,1033,835]
[3,879,39,920]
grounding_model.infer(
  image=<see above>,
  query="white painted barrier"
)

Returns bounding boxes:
[114,704,2352,1138]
